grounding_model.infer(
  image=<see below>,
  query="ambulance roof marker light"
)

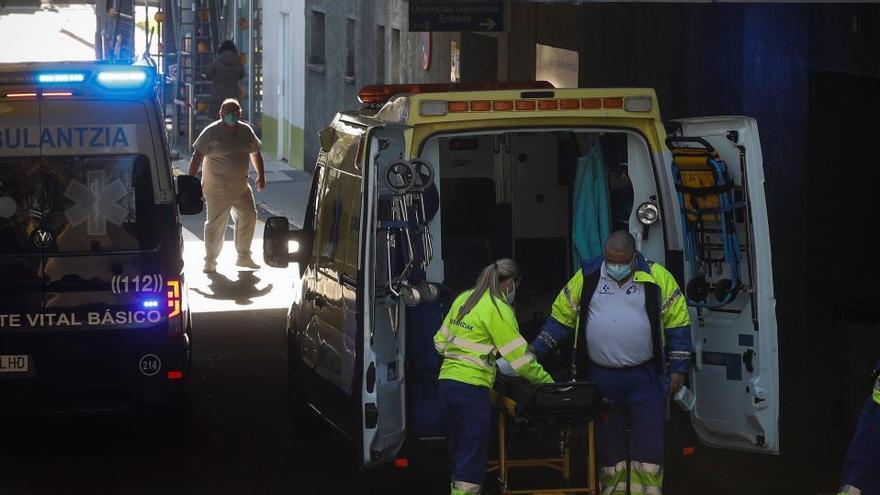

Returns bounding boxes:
[624,95,653,112]
[419,100,448,116]
[358,81,554,105]
[5,92,38,98]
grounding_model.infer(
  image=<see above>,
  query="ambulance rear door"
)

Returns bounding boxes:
[38,98,171,337]
[665,116,779,454]
[360,123,410,468]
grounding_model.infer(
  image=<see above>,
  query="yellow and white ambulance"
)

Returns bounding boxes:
[263,82,778,477]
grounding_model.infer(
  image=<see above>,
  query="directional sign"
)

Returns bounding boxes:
[409,1,504,32]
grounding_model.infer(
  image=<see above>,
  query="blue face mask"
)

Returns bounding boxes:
[606,261,633,281]
[223,113,238,126]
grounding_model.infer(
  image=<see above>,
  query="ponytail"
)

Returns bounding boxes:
[456,258,521,321]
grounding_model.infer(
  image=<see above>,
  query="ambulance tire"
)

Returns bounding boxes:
[364,464,411,495]
[151,395,192,446]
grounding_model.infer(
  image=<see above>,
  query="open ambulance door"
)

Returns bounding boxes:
[665,117,779,454]
[360,124,411,468]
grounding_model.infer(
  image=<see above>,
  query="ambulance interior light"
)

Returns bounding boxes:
[637,202,660,225]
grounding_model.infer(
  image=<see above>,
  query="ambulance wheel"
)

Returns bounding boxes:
[418,281,440,303]
[714,278,735,302]
[686,275,710,302]
[149,395,192,445]
[409,158,435,192]
[385,161,415,194]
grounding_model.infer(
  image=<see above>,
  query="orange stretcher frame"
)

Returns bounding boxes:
[487,390,598,495]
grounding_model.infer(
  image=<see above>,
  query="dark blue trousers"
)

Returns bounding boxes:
[587,362,667,493]
[840,397,880,493]
[439,379,491,487]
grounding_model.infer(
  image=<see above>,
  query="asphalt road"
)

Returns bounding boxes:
[0,193,385,495]
[0,308,380,495]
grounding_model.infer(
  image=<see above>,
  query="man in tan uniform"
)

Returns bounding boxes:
[188,98,265,273]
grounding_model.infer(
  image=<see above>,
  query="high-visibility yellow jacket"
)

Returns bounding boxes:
[530,253,693,376]
[434,289,553,388]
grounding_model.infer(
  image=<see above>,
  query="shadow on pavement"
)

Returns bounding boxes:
[192,271,274,306]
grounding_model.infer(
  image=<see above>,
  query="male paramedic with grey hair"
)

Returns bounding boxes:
[188,98,265,273]
[529,230,693,495]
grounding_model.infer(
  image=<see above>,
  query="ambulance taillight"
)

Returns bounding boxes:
[166,279,184,340]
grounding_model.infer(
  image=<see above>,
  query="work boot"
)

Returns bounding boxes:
[235,257,260,270]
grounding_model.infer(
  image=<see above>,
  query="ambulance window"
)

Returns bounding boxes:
[0,154,156,253]
[340,173,361,278]
[313,165,341,265]
[0,157,42,254]
[312,167,361,278]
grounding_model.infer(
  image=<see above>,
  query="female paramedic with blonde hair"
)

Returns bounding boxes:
[434,258,554,495]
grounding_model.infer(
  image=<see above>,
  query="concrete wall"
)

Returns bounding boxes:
[260,0,306,168]
[261,0,471,171]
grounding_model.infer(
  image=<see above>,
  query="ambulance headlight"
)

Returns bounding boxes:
[637,202,660,225]
[38,73,85,83]
[96,70,149,88]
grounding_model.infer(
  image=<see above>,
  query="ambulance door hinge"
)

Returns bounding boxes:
[365,403,379,429]
[156,190,174,203]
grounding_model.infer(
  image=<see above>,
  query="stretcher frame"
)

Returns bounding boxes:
[487,390,598,495]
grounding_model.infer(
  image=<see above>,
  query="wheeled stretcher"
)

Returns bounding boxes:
[666,136,743,308]
[488,375,609,494]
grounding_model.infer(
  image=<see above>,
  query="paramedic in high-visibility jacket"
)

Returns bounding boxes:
[837,359,880,495]
[434,258,554,495]
[529,231,693,495]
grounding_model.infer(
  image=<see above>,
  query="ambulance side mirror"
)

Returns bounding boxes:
[263,216,311,269]
[176,175,204,215]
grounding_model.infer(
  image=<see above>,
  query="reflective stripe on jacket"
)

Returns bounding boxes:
[435,289,553,388]
[530,253,693,375]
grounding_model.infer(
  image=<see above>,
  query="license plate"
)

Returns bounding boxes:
[0,355,29,373]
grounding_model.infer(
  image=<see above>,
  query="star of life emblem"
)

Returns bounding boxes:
[63,170,128,236]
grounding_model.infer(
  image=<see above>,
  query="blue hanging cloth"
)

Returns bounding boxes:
[572,135,611,267]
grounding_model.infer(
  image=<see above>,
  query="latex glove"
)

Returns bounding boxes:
[669,372,686,397]
[496,357,517,377]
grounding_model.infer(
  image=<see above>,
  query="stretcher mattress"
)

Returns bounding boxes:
[493,374,606,419]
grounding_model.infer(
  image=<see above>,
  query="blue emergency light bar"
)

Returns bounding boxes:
[0,65,155,98]
[37,73,86,83]
[142,300,160,309]
[95,70,149,88]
